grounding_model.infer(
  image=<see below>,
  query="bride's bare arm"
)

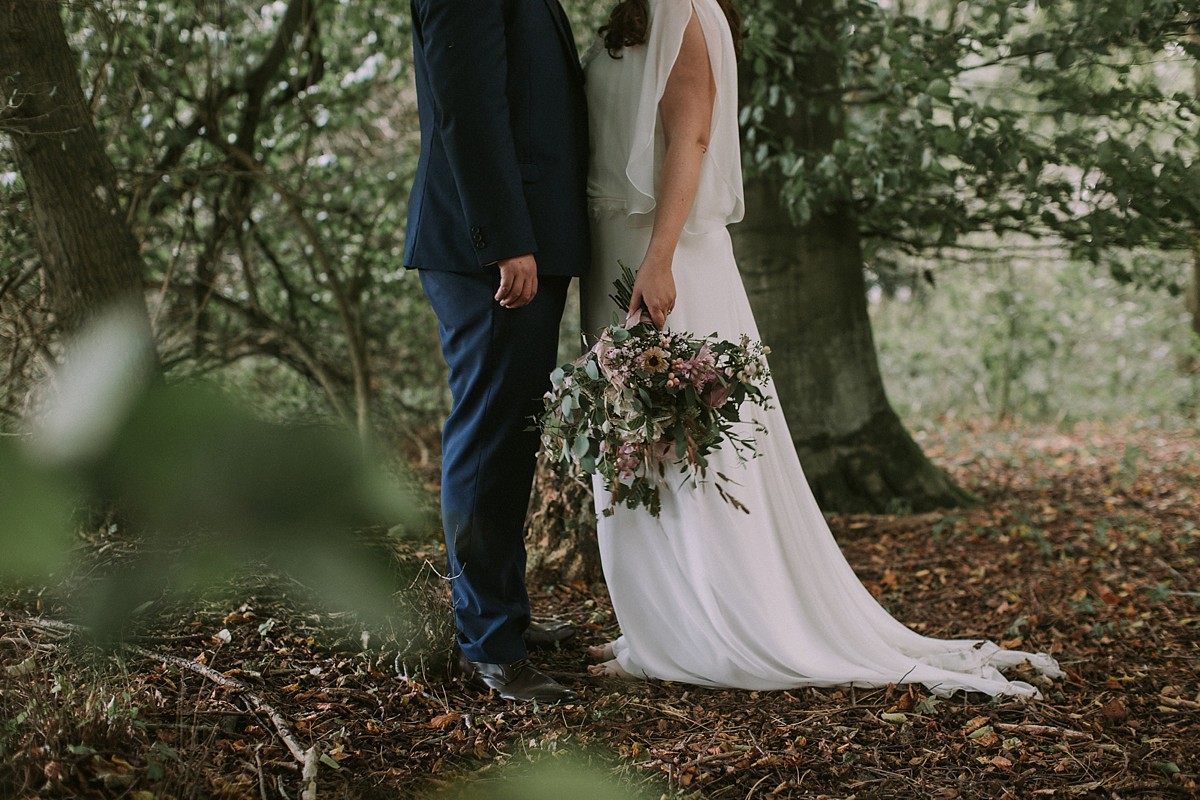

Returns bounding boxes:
[627,10,716,329]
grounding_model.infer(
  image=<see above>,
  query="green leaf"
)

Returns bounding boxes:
[572,434,590,459]
[432,757,642,800]
[927,78,951,99]
[968,725,995,740]
[0,441,76,580]
[914,696,942,715]
[5,656,37,677]
[934,128,960,153]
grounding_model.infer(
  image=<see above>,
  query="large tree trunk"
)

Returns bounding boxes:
[732,0,975,513]
[0,0,149,337]
[735,186,974,513]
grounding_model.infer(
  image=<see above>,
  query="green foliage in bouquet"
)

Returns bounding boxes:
[540,265,774,517]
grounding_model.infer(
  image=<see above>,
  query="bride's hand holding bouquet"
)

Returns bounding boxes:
[539,264,774,517]
[625,251,676,331]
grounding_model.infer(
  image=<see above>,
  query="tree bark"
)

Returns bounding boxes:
[732,0,975,513]
[1191,40,1200,339]
[525,455,602,585]
[1190,249,1199,338]
[735,187,974,512]
[0,0,149,338]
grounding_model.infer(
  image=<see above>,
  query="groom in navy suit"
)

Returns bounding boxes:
[405,0,590,703]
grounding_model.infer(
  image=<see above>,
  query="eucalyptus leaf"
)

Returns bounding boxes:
[572,434,590,459]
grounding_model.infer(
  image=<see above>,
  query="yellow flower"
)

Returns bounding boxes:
[639,346,669,374]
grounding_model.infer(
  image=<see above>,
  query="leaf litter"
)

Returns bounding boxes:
[0,421,1196,798]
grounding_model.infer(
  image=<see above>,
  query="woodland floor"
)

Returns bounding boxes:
[1,420,1198,799]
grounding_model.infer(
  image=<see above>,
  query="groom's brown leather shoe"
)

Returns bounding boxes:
[456,651,578,704]
[523,619,577,649]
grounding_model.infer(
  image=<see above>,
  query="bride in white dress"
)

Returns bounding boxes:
[578,0,1062,697]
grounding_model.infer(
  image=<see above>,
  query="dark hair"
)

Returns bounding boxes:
[600,0,744,60]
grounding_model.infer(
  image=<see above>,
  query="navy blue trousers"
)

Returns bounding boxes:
[419,268,570,664]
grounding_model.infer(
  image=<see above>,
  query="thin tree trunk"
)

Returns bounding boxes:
[0,0,150,338]
[1191,40,1200,339]
[1191,245,1200,338]
[525,456,601,585]
[733,0,975,513]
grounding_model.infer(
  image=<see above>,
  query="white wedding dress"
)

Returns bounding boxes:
[578,0,1062,697]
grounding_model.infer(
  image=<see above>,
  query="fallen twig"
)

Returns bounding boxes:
[682,748,752,771]
[300,747,319,800]
[129,645,310,763]
[1158,695,1200,710]
[994,722,1093,740]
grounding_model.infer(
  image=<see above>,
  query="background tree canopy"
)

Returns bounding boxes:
[742,0,1200,272]
[1,0,1196,503]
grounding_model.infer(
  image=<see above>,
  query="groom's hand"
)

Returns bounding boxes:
[494,254,538,309]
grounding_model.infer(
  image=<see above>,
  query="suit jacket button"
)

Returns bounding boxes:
[470,226,481,235]
[474,240,487,250]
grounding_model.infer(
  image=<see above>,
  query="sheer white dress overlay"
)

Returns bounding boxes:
[580,0,1062,697]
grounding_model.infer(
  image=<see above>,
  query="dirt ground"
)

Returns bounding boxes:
[1,421,1197,799]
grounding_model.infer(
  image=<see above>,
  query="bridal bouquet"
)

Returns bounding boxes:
[539,265,773,517]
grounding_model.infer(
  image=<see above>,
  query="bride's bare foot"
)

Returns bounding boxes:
[587,659,633,679]
[587,643,616,662]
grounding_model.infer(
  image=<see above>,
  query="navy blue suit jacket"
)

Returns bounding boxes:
[404,0,590,276]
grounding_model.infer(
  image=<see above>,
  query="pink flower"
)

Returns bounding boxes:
[702,381,732,409]
[615,442,642,478]
[594,339,620,381]
[649,439,674,462]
